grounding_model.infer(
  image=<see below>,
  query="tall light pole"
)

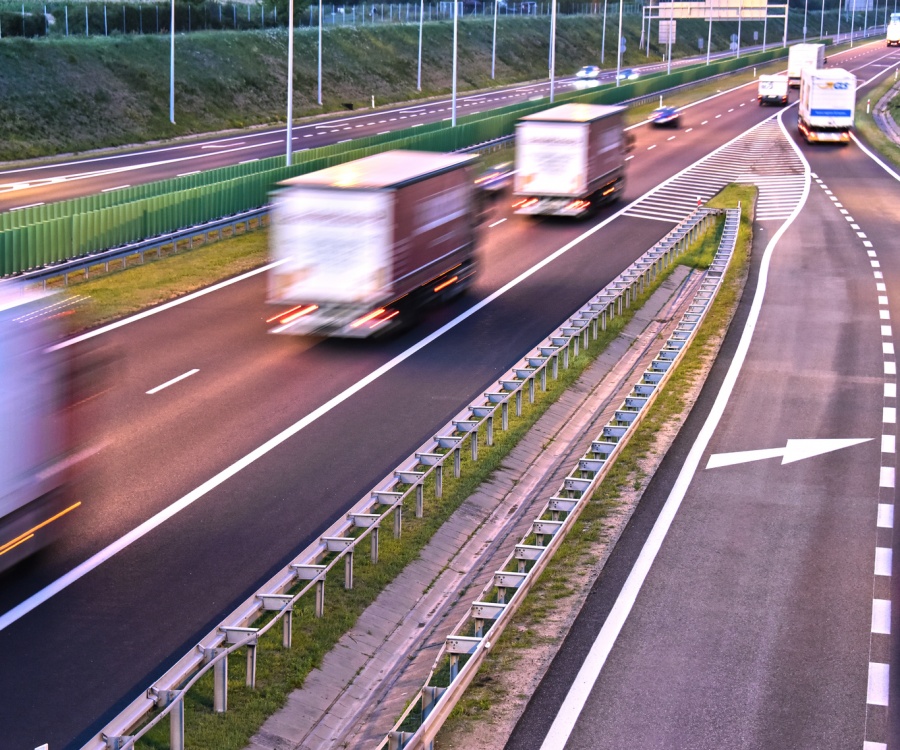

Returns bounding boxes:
[616,0,624,85]
[667,0,673,73]
[864,0,869,36]
[601,0,608,62]
[286,0,295,165]
[803,0,809,39]
[707,4,713,64]
[318,0,323,104]
[820,0,825,37]
[837,0,843,41]
[736,0,742,57]
[550,0,557,101]
[418,0,424,88]
[763,5,768,50]
[491,0,498,78]
[169,0,175,123]
[452,0,458,125]
[850,0,856,44]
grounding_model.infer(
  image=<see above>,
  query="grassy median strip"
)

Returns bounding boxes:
[133,210,732,749]
[436,184,755,744]
[855,71,900,170]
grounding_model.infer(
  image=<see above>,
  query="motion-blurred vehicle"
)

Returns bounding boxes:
[798,68,856,144]
[787,43,825,88]
[267,150,479,338]
[887,12,900,45]
[576,65,601,79]
[649,106,680,126]
[616,68,640,81]
[513,103,630,218]
[757,74,789,106]
[0,290,95,572]
[475,161,514,194]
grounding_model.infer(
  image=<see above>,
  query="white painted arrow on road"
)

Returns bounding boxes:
[706,438,872,470]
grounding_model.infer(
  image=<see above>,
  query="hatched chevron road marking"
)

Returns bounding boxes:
[624,119,805,224]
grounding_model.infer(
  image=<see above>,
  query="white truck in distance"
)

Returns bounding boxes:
[267,150,479,338]
[787,43,826,88]
[798,68,856,143]
[887,12,900,45]
[757,74,789,105]
[513,103,629,218]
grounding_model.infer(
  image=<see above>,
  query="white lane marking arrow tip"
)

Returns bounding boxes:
[706,438,872,470]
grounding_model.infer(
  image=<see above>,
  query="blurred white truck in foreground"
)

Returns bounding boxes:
[513,103,630,219]
[267,150,479,338]
[758,74,789,106]
[798,68,856,144]
[887,12,900,45]
[787,43,825,88]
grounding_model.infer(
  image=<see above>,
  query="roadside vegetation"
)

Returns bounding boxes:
[0,11,812,162]
[436,183,756,746]
[854,69,900,169]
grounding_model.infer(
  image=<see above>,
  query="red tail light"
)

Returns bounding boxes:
[267,304,319,325]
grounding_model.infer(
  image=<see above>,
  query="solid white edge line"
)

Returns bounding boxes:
[48,261,283,352]
[538,106,811,750]
[0,110,788,632]
[146,368,199,395]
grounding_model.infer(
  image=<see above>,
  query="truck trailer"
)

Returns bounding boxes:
[757,74,789,105]
[513,103,629,218]
[787,43,826,88]
[0,290,80,571]
[887,12,900,45]
[798,68,856,144]
[267,150,479,338]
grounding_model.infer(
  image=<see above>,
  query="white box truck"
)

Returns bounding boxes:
[757,74,789,106]
[887,12,900,45]
[513,103,629,218]
[787,43,826,88]
[798,68,856,144]
[267,150,479,338]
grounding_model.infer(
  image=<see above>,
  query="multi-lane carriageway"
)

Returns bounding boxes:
[1,41,898,750]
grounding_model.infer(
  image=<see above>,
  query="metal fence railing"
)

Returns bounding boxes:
[381,205,741,749]
[83,202,724,750]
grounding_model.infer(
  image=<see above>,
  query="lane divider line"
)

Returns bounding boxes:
[146,369,199,395]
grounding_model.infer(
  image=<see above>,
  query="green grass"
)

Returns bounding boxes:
[0,8,827,163]
[60,227,269,334]
[435,184,756,743]
[855,68,900,169]
[128,205,728,750]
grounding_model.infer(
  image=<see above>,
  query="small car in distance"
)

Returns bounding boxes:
[576,65,601,79]
[649,106,680,127]
[616,68,640,81]
[475,161,514,194]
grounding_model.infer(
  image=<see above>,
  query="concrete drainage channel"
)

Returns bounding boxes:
[83,206,726,750]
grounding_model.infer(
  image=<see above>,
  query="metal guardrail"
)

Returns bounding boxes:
[381,205,741,750]
[83,206,721,750]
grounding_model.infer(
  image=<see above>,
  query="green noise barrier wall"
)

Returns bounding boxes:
[0,47,785,277]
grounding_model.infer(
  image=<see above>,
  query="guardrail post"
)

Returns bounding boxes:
[284,608,293,648]
[345,549,354,590]
[371,524,379,563]
[486,415,494,447]
[170,692,185,750]
[528,376,535,404]
[435,463,443,498]
[416,483,424,518]
[454,446,461,477]
[422,686,447,720]
[470,429,478,462]
[515,389,523,416]
[101,735,134,749]
[394,506,403,538]
[551,354,559,380]
[316,578,325,617]
[449,653,460,681]
[208,649,228,713]
[501,400,509,430]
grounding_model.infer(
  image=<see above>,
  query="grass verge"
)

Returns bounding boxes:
[434,183,756,745]
[855,69,900,170]
[132,208,731,749]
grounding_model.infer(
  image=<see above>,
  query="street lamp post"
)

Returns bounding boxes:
[667,0,673,73]
[492,0,498,78]
[837,0,843,41]
[550,0,557,101]
[803,0,809,40]
[820,0,825,37]
[418,0,425,88]
[707,4,713,64]
[169,0,175,124]
[318,0,323,105]
[286,0,295,165]
[601,0,607,62]
[736,0,742,57]
[616,0,624,84]
[451,0,458,125]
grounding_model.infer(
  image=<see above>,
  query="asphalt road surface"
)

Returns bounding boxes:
[505,47,900,750]
[0,39,894,750]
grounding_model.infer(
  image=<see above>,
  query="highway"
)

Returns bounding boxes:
[505,48,900,750]
[0,40,894,750]
[0,47,764,214]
